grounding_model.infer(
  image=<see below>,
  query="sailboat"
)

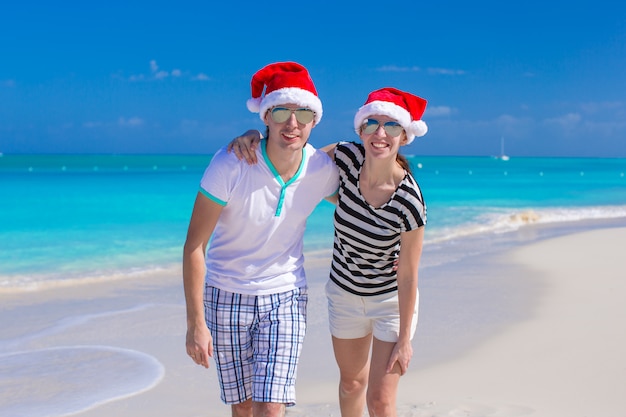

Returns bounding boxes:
[498,136,510,161]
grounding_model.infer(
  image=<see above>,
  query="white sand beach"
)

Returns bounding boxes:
[1,225,625,417]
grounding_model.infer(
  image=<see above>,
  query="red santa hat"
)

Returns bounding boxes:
[246,62,323,124]
[354,87,428,144]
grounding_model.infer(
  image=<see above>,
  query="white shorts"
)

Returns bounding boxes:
[325,279,419,342]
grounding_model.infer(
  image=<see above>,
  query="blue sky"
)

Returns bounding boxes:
[1,1,625,157]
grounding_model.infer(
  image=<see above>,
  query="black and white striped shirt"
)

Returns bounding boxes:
[330,142,426,296]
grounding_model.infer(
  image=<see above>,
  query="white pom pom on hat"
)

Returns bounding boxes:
[246,61,323,124]
[354,87,428,144]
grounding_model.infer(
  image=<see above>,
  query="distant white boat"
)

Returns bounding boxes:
[498,136,510,161]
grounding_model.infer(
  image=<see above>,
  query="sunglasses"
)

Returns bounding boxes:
[362,118,404,137]
[270,107,316,124]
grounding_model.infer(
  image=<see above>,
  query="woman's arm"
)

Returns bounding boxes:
[387,226,424,375]
[227,129,339,166]
[320,142,338,161]
[227,129,263,164]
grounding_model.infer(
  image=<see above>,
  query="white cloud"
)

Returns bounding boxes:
[427,67,466,75]
[542,110,626,138]
[374,66,465,75]
[376,65,421,72]
[83,121,103,128]
[375,65,465,75]
[118,117,144,127]
[82,118,145,129]
[126,60,210,82]
[544,113,582,128]
[579,101,623,114]
[194,73,210,81]
[426,106,454,117]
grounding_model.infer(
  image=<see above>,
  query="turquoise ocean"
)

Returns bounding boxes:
[1,153,626,291]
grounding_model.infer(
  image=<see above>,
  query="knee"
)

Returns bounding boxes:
[339,375,367,398]
[366,391,394,417]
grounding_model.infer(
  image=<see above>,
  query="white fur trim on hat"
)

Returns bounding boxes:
[248,87,323,124]
[246,97,262,113]
[354,101,428,144]
[408,120,428,139]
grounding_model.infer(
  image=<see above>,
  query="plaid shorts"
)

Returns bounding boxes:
[204,286,308,406]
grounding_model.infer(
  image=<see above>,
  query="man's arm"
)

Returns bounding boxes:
[182,192,224,368]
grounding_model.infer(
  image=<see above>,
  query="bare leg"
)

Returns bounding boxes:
[252,402,285,417]
[332,334,372,417]
[232,399,252,417]
[232,400,285,417]
[366,338,401,417]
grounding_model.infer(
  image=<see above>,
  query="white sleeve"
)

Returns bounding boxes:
[199,147,242,205]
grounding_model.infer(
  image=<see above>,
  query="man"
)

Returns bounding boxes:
[183,62,339,417]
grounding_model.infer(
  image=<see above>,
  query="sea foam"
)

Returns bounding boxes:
[0,345,164,417]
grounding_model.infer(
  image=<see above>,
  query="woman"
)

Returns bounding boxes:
[230,87,428,417]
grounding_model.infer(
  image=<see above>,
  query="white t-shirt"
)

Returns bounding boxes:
[200,140,339,295]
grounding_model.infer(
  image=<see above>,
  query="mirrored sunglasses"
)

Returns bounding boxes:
[362,118,404,137]
[270,107,315,124]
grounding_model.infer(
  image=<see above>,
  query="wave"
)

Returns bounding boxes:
[0,304,157,351]
[0,263,180,293]
[425,204,626,244]
[2,205,625,293]
[0,345,164,417]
